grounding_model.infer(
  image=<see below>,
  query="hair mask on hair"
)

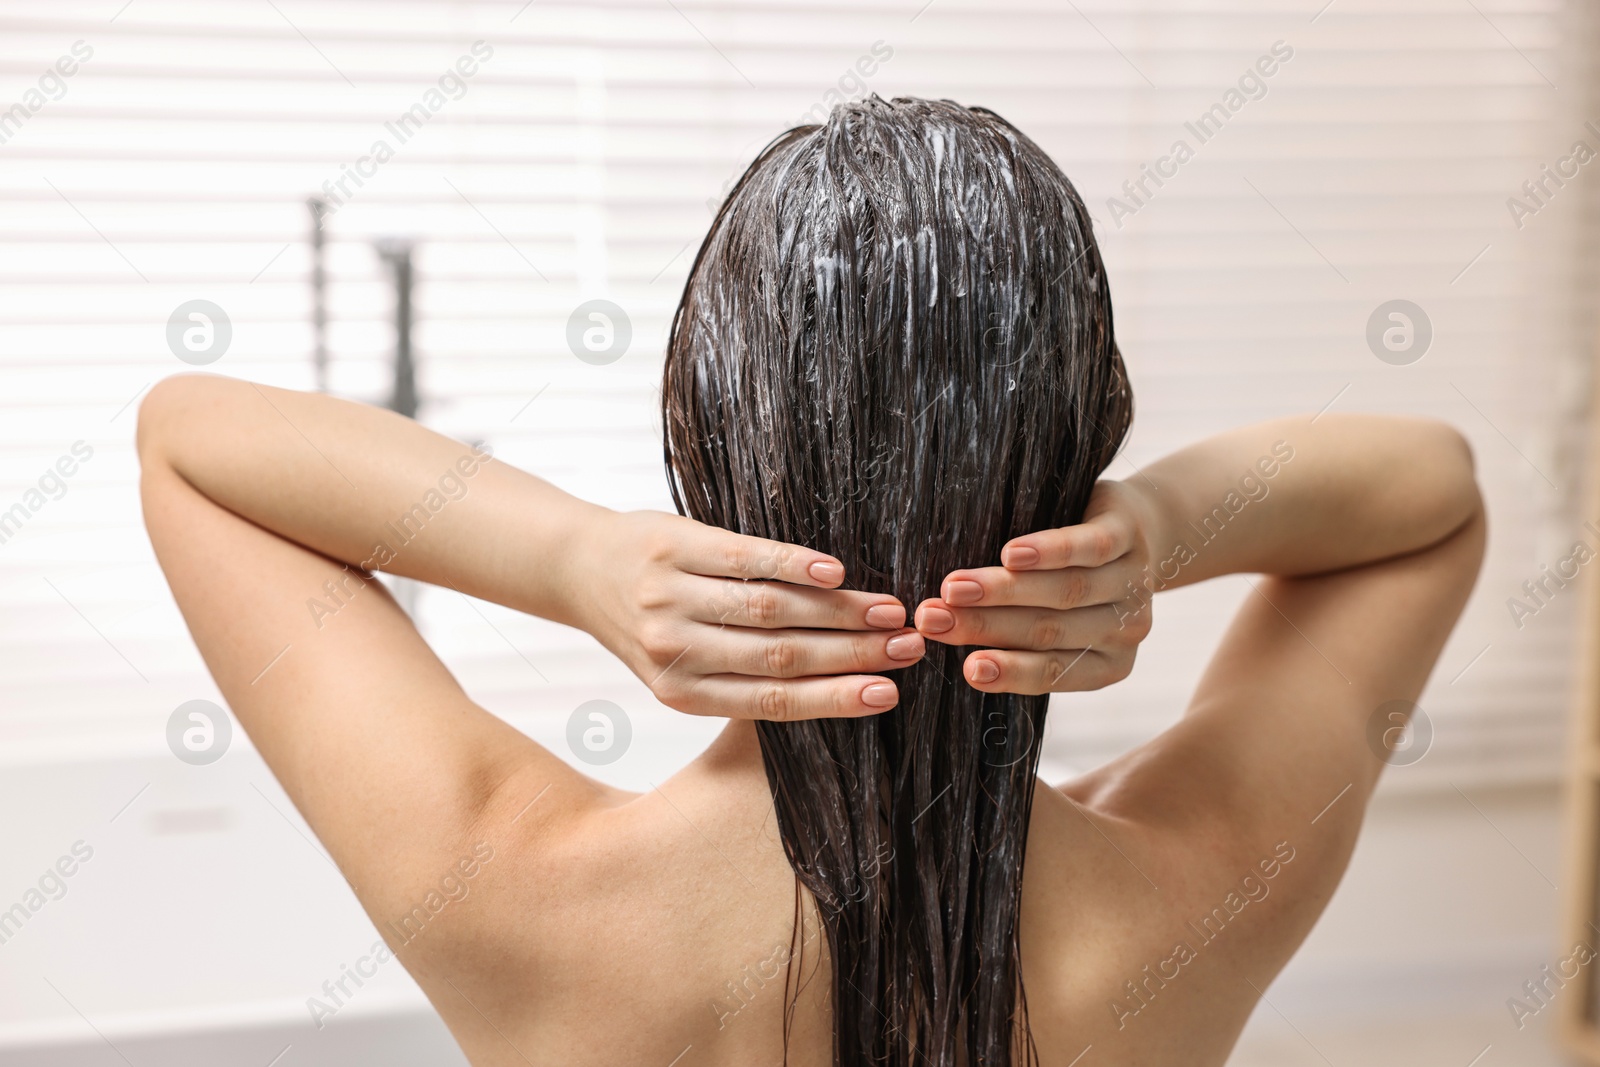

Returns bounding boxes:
[663,94,1133,1067]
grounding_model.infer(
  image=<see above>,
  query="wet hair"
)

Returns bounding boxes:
[662,95,1132,1066]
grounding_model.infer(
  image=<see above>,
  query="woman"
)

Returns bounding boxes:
[138,97,1484,1066]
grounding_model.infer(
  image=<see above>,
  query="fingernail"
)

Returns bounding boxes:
[809,560,844,585]
[862,682,899,708]
[942,579,984,606]
[1002,545,1039,568]
[918,606,955,634]
[865,603,905,629]
[886,633,924,660]
[968,659,999,684]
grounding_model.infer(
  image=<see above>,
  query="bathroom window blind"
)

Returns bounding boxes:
[0,0,1589,790]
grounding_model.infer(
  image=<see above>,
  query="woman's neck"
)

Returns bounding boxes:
[707,717,764,767]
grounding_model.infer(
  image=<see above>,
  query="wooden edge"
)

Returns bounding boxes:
[1558,312,1600,1061]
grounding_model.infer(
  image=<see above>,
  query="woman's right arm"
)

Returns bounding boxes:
[916,414,1482,694]
[928,412,1485,873]
[1054,416,1486,979]
[1124,413,1481,589]
[1003,416,1486,1039]
[1055,413,1488,810]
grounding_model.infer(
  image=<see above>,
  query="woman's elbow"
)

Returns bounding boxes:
[135,373,214,468]
[1405,417,1482,539]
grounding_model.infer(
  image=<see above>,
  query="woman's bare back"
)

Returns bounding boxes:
[412,487,1484,1066]
[432,511,1478,1067]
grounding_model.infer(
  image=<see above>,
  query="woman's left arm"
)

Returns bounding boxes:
[136,374,920,928]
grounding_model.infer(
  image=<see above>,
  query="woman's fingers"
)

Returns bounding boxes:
[689,577,906,631]
[671,674,902,720]
[667,625,925,680]
[682,524,848,587]
[999,510,1134,571]
[626,516,917,718]
[643,514,1146,707]
[913,600,1144,652]
[961,648,1126,695]
[936,562,1138,611]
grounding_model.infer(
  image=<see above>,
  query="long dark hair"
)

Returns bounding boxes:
[662,96,1132,1066]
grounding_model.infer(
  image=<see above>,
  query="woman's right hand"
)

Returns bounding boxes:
[573,510,925,721]
[914,480,1160,695]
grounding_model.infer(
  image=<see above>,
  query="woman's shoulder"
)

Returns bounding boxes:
[423,745,830,1064]
[1018,781,1285,1064]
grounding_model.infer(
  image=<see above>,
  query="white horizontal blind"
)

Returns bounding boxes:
[0,0,1591,792]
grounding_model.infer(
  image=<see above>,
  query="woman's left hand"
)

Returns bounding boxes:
[913,481,1158,695]
[575,510,926,720]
